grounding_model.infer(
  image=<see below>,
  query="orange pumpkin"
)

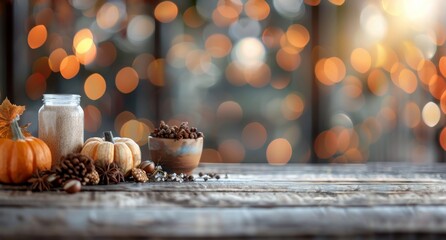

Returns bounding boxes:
[0,117,52,184]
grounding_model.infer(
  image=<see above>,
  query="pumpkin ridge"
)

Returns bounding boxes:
[13,142,33,183]
[0,140,12,183]
[25,138,37,171]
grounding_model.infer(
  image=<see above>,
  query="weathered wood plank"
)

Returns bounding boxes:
[1,206,446,238]
[1,189,446,208]
[1,163,446,238]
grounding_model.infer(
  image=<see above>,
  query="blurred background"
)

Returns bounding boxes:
[1,0,446,164]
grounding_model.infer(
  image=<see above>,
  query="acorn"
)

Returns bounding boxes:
[63,179,81,194]
[139,160,156,175]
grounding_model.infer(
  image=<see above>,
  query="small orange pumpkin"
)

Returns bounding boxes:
[81,131,141,175]
[0,117,52,184]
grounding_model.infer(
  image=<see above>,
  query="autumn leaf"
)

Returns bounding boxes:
[0,98,32,138]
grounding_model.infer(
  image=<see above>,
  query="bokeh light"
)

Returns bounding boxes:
[422,102,441,127]
[147,59,165,87]
[266,138,292,165]
[28,25,47,49]
[154,1,178,23]
[351,48,371,73]
[116,67,139,94]
[20,0,446,165]
[84,73,106,100]
[219,139,245,163]
[96,2,120,30]
[245,0,270,21]
[232,37,266,69]
[127,16,155,45]
[48,48,67,72]
[84,105,102,133]
[60,55,80,79]
[242,122,267,150]
[217,101,243,120]
[205,34,232,58]
[25,73,46,100]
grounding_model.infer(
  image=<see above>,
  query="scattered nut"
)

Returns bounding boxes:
[63,179,81,194]
[139,160,156,174]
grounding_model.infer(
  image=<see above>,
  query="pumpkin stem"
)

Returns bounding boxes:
[11,116,25,141]
[104,131,115,144]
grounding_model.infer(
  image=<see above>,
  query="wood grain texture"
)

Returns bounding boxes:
[1,163,446,238]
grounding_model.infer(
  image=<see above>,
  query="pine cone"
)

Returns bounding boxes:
[86,169,100,185]
[56,153,95,186]
[132,168,148,183]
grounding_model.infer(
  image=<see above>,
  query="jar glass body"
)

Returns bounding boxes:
[38,94,84,167]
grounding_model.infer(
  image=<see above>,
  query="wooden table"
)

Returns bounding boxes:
[1,163,446,238]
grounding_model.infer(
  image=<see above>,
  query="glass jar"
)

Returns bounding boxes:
[38,94,84,167]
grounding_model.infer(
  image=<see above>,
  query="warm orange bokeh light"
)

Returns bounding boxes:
[84,73,106,100]
[216,101,243,120]
[154,1,178,23]
[266,138,292,165]
[28,25,47,49]
[246,63,271,88]
[60,55,80,79]
[351,48,371,73]
[147,59,165,87]
[440,127,446,151]
[84,105,102,133]
[440,91,446,114]
[286,24,310,49]
[403,102,421,128]
[417,60,437,85]
[132,53,154,80]
[245,0,270,21]
[25,73,46,100]
[316,57,346,85]
[304,0,321,6]
[314,130,338,159]
[219,139,245,163]
[205,34,232,58]
[96,3,120,29]
[329,0,345,6]
[262,27,284,49]
[95,42,117,67]
[33,57,51,79]
[200,148,223,163]
[242,122,268,150]
[440,57,446,78]
[429,75,446,100]
[276,48,301,71]
[48,48,68,72]
[73,29,93,50]
[114,111,136,134]
[398,68,417,94]
[120,120,148,146]
[183,7,204,28]
[116,67,139,94]
[281,93,305,120]
[367,69,388,96]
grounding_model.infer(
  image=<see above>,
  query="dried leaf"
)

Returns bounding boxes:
[0,98,31,138]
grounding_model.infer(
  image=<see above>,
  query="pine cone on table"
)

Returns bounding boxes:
[86,169,100,185]
[55,153,96,186]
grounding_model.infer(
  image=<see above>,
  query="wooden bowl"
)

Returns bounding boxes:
[148,136,203,175]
